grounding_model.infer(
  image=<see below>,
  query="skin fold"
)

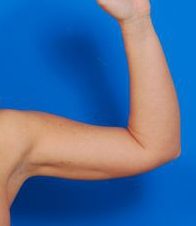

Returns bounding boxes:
[0,0,181,225]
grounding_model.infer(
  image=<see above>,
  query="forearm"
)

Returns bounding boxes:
[121,16,181,155]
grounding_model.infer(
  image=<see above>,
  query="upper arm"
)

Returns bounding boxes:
[27,111,174,180]
[0,110,178,181]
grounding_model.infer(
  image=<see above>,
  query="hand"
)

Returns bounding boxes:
[97,0,151,23]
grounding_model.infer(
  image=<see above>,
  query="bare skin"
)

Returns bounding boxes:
[0,0,181,225]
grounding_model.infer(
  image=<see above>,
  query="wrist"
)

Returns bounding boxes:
[119,13,151,26]
[119,15,154,38]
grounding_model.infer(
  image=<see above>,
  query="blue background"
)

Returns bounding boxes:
[0,0,195,225]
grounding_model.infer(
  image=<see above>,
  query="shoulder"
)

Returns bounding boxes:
[0,109,27,121]
[0,109,38,152]
[0,109,30,133]
[0,109,50,129]
[0,109,71,145]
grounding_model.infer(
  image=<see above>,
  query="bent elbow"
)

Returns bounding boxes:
[172,147,181,160]
[152,143,181,168]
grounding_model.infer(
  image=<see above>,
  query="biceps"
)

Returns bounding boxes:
[30,117,158,180]
[60,125,142,177]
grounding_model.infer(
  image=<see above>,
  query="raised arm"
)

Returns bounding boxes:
[26,0,180,180]
[0,0,181,209]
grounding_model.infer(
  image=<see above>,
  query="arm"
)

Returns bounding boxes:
[27,0,180,180]
[117,5,181,160]
[0,0,181,206]
[97,0,181,156]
